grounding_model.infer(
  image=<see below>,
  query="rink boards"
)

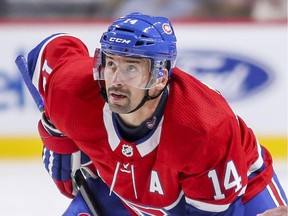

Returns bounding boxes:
[0,20,286,159]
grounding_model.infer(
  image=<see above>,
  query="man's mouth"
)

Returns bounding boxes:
[111,93,126,99]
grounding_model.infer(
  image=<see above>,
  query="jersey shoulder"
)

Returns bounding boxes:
[27,34,105,140]
[161,68,241,170]
[166,67,236,135]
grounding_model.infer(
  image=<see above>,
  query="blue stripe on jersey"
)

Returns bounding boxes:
[244,173,287,215]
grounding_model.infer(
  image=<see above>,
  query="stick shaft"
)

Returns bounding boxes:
[15,55,44,112]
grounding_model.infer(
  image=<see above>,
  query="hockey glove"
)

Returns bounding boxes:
[42,146,96,198]
[39,114,98,198]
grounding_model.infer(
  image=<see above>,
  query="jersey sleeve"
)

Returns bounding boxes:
[27,33,90,100]
[26,33,91,148]
[27,33,102,140]
[180,115,248,215]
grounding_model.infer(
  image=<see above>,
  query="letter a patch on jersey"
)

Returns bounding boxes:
[150,170,164,195]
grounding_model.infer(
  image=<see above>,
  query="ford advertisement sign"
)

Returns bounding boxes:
[176,50,274,102]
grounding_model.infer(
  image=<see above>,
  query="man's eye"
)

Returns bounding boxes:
[107,61,115,68]
[127,65,137,72]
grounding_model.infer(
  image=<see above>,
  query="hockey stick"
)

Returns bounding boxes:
[15,55,102,216]
[74,168,103,216]
[15,55,44,112]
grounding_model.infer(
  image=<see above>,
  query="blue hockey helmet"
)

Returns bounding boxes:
[94,12,177,89]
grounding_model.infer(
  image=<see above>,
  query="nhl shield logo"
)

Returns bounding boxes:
[122,144,133,157]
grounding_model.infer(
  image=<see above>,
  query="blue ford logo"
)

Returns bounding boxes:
[176,50,273,102]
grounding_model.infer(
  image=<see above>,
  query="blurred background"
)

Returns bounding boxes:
[0,0,287,215]
[0,0,287,20]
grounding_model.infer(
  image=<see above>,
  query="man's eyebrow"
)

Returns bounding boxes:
[124,58,142,64]
[106,56,114,60]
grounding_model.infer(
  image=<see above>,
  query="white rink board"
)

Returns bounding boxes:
[0,21,286,136]
[0,21,287,215]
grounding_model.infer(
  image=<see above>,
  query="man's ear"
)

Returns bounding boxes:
[156,69,169,90]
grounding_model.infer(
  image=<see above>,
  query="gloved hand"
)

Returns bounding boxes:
[42,146,97,198]
[39,114,98,198]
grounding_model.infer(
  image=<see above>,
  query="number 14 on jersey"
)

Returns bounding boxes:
[208,160,242,200]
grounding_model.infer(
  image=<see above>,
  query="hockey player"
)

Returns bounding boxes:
[25,12,287,215]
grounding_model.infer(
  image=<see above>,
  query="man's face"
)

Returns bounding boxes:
[104,54,150,114]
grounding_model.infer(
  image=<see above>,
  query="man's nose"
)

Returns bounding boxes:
[111,69,124,85]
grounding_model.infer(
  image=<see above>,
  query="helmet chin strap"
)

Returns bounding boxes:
[98,80,168,114]
[126,86,166,114]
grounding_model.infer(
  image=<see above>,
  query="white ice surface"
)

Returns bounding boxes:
[0,159,71,216]
[0,159,287,216]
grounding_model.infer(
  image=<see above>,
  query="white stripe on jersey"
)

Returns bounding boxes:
[164,191,184,210]
[266,178,287,206]
[185,185,247,212]
[136,118,163,157]
[32,33,71,92]
[103,103,119,151]
[247,140,263,176]
[267,184,280,206]
[103,103,163,157]
[271,178,287,205]
[185,197,230,212]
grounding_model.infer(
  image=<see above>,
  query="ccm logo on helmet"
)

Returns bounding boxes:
[109,37,131,44]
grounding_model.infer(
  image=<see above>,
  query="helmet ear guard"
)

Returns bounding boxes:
[153,59,173,78]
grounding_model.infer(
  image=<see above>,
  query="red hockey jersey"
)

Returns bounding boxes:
[29,33,275,215]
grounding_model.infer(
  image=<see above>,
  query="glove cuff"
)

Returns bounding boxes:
[38,120,79,154]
